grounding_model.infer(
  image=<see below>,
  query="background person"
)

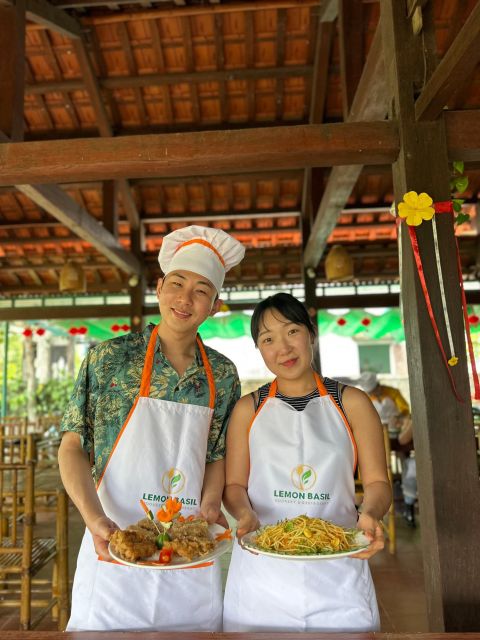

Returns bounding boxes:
[223,293,391,632]
[58,226,244,631]
[360,372,416,526]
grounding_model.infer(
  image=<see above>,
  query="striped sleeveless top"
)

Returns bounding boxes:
[254,376,347,417]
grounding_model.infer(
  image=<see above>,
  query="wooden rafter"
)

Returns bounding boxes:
[338,0,364,119]
[415,1,480,121]
[23,0,81,38]
[0,3,25,142]
[25,66,313,96]
[303,26,389,268]
[72,37,140,229]
[14,183,141,275]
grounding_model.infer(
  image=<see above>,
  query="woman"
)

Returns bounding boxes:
[223,293,391,632]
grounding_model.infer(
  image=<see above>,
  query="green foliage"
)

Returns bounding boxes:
[35,377,75,416]
[451,161,470,226]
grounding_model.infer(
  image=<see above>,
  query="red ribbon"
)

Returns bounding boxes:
[407,226,463,402]
[433,201,454,213]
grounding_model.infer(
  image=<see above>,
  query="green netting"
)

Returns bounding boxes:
[36,305,480,343]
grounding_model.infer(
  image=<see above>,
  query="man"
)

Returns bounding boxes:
[360,372,416,526]
[58,226,245,631]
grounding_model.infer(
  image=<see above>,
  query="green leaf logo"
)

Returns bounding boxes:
[301,470,312,485]
[171,474,181,488]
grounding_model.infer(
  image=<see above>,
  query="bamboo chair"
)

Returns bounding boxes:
[0,460,69,630]
[354,426,396,555]
[0,417,28,437]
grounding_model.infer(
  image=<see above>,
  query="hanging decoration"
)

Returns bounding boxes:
[68,326,88,336]
[361,318,371,327]
[36,328,46,336]
[395,191,480,401]
[336,318,347,326]
[22,328,33,338]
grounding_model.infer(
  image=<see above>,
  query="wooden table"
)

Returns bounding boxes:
[2,633,480,640]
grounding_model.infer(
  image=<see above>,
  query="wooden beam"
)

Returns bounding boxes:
[24,0,81,38]
[0,122,398,186]
[381,0,480,630]
[319,0,338,22]
[415,1,480,121]
[0,2,25,141]
[310,21,335,124]
[303,25,388,268]
[338,0,364,119]
[25,66,313,96]
[102,181,118,237]
[14,184,141,275]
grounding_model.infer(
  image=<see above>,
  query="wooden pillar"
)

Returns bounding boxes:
[102,181,118,238]
[129,226,145,333]
[381,0,480,631]
[0,1,25,141]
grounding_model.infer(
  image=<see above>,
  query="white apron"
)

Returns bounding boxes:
[223,373,380,632]
[67,325,222,631]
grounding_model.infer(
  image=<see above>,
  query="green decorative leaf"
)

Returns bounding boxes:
[171,474,181,487]
[453,160,464,174]
[452,200,463,213]
[453,176,469,194]
[455,213,470,226]
[301,470,311,484]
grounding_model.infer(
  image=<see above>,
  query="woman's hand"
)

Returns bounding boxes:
[88,515,119,560]
[200,499,229,528]
[352,511,385,560]
[236,507,260,539]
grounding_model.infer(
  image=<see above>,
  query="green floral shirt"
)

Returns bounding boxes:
[60,323,240,481]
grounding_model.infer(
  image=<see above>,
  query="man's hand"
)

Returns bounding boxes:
[88,515,119,560]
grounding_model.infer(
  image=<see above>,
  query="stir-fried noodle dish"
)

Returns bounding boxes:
[253,515,360,555]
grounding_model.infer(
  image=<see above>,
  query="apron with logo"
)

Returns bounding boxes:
[223,373,380,632]
[67,325,222,631]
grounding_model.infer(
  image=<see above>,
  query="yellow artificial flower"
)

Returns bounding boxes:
[397,191,435,226]
[448,356,459,367]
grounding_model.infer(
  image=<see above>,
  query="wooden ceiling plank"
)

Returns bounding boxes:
[415,1,480,121]
[275,9,287,121]
[245,12,255,122]
[147,20,173,124]
[338,0,364,120]
[214,14,227,122]
[303,25,388,268]
[183,16,201,125]
[25,65,313,95]
[24,0,81,39]
[14,183,141,274]
[0,3,25,142]
[117,21,148,126]
[102,180,118,237]
[0,120,399,185]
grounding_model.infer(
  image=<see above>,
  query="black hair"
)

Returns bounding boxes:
[251,293,316,345]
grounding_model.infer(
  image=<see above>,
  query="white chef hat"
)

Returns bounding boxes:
[158,225,245,294]
[360,372,378,394]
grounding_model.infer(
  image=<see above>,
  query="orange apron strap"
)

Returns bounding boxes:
[139,324,159,397]
[313,372,329,397]
[196,334,216,411]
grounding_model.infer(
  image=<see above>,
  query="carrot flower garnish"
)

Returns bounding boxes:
[156,496,182,523]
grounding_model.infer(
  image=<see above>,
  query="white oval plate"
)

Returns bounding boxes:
[240,529,370,561]
[109,523,232,570]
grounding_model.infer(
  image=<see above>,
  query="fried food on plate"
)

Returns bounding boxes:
[110,528,157,562]
[169,517,214,561]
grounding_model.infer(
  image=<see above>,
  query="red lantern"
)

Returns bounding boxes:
[78,326,88,335]
[111,324,120,332]
[68,327,78,335]
[361,318,371,327]
[36,328,46,336]
[337,318,347,326]
[121,324,130,332]
[23,328,33,337]
[468,314,479,326]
